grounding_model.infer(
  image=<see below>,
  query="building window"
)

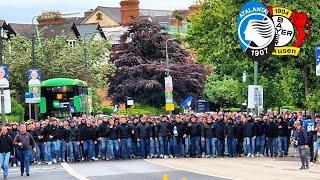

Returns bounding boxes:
[67,40,76,47]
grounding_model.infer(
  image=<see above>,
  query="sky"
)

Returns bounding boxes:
[0,0,196,24]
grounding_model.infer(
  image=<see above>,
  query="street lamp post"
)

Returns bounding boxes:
[0,36,5,125]
[165,38,176,76]
[165,38,176,115]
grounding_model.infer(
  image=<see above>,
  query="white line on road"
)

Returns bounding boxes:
[61,162,90,180]
[144,159,235,180]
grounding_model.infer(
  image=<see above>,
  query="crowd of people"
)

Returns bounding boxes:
[0,112,319,179]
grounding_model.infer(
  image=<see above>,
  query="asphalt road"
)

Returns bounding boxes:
[6,159,227,180]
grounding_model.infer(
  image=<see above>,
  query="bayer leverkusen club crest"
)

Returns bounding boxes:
[237,1,312,61]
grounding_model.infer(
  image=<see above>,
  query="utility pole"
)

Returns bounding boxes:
[165,38,176,115]
[254,61,259,116]
[0,37,5,125]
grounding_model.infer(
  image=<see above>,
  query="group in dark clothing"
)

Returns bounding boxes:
[0,111,318,179]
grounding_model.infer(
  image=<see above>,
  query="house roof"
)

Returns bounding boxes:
[76,23,106,39]
[64,17,87,25]
[38,23,80,39]
[83,6,173,25]
[9,23,35,38]
[0,20,16,38]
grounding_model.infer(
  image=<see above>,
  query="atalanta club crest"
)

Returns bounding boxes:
[237,1,312,61]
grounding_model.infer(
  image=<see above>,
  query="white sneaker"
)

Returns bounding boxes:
[164,155,168,159]
[160,154,164,159]
[17,162,20,166]
[37,162,42,165]
[48,161,52,165]
[53,159,57,164]
[247,153,251,158]
[169,155,173,158]
[251,154,255,158]
[260,154,264,158]
[13,163,17,167]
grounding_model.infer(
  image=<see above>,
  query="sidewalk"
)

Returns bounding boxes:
[147,157,320,180]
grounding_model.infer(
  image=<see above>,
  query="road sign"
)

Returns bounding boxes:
[165,103,174,111]
[197,100,209,112]
[248,85,263,110]
[165,76,173,91]
[27,68,41,103]
[0,65,9,89]
[316,45,320,76]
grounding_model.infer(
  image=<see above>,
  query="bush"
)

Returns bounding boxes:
[6,98,25,123]
[101,106,114,115]
[120,104,166,116]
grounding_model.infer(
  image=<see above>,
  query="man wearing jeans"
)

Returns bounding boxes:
[0,126,14,180]
[225,118,236,157]
[203,117,216,158]
[137,115,151,159]
[243,117,255,157]
[67,121,80,162]
[172,115,186,158]
[98,118,109,160]
[44,119,57,164]
[314,116,320,162]
[156,115,171,158]
[277,117,288,157]
[56,121,68,162]
[106,119,119,160]
[80,119,97,161]
[255,117,266,157]
[14,125,36,177]
[266,117,277,157]
[117,117,133,159]
[294,120,309,170]
[188,115,201,158]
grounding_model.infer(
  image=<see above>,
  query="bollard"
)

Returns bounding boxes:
[163,174,169,180]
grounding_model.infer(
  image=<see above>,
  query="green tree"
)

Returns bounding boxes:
[205,73,243,109]
[186,0,320,111]
[3,34,111,113]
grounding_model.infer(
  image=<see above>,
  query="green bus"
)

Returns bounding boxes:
[40,78,92,118]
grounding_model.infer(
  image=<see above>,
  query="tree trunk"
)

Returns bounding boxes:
[301,67,310,99]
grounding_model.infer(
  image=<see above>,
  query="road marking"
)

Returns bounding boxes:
[61,162,90,180]
[144,159,234,180]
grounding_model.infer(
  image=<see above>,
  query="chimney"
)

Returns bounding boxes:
[84,9,93,18]
[37,12,65,25]
[188,4,200,15]
[120,0,140,25]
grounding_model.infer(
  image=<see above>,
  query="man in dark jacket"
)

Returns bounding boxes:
[235,117,244,157]
[106,119,119,160]
[117,116,133,159]
[137,115,151,159]
[156,115,171,158]
[0,126,14,180]
[56,121,67,162]
[255,116,266,157]
[172,115,186,158]
[243,116,255,157]
[80,119,97,161]
[14,125,36,176]
[9,123,18,167]
[67,121,80,162]
[266,117,278,157]
[44,119,57,164]
[294,120,309,170]
[98,118,108,160]
[277,116,288,157]
[225,118,236,157]
[214,117,226,157]
[187,115,202,157]
[31,122,45,164]
[203,116,216,158]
